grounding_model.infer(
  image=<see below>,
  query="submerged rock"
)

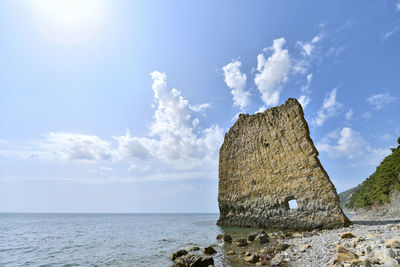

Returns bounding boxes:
[222,234,232,243]
[254,234,270,244]
[170,249,188,261]
[201,246,216,255]
[233,237,248,247]
[185,246,200,252]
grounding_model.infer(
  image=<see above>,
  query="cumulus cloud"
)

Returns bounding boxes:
[113,131,152,161]
[312,88,342,127]
[301,73,313,93]
[255,106,267,114]
[37,132,112,163]
[2,71,224,181]
[317,127,390,166]
[148,71,223,161]
[297,34,322,56]
[298,95,311,109]
[189,103,211,112]
[254,38,291,106]
[222,61,249,109]
[345,108,353,121]
[367,93,396,110]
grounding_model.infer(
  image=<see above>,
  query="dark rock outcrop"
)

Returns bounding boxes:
[172,254,214,267]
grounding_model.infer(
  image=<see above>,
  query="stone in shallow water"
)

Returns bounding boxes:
[254,234,270,244]
[217,98,349,230]
[170,249,188,261]
[173,254,214,267]
[222,234,232,243]
[245,254,260,263]
[201,246,216,255]
[233,237,248,247]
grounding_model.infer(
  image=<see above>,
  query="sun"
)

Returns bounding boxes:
[33,0,106,43]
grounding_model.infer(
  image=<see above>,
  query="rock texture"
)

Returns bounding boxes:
[217,98,349,230]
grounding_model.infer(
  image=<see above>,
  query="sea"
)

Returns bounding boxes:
[0,213,259,267]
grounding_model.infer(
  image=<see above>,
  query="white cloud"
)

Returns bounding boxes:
[301,73,313,93]
[148,71,223,162]
[382,26,399,41]
[192,118,200,128]
[312,88,342,126]
[317,127,390,166]
[35,132,112,163]
[1,71,224,182]
[189,103,211,112]
[113,131,152,161]
[396,0,400,11]
[255,106,266,114]
[367,92,396,110]
[222,61,249,109]
[254,38,291,106]
[297,34,322,56]
[326,46,345,58]
[345,108,353,120]
[298,95,311,109]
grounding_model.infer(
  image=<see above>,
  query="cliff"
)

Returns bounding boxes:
[217,98,349,230]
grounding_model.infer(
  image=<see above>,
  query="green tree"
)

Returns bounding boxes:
[347,137,400,209]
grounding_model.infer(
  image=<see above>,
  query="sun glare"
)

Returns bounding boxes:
[33,0,105,43]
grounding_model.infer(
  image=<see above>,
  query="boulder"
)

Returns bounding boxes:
[174,254,214,267]
[275,243,290,252]
[222,234,232,243]
[299,243,311,252]
[185,246,200,252]
[233,237,248,247]
[254,234,270,244]
[244,254,260,263]
[386,239,400,249]
[247,232,258,242]
[201,246,217,255]
[336,246,358,263]
[170,249,188,261]
[341,232,356,239]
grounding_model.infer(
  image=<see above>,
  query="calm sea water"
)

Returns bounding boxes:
[0,213,257,267]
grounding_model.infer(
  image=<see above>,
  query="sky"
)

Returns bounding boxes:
[0,0,399,213]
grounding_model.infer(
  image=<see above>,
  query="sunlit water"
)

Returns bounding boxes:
[0,213,257,266]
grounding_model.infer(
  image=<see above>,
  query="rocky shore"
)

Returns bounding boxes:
[169,220,400,267]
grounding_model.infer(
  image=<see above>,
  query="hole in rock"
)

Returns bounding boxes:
[288,199,298,210]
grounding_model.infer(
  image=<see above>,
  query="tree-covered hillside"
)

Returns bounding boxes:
[347,137,400,209]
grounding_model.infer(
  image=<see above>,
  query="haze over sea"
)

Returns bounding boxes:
[0,213,256,266]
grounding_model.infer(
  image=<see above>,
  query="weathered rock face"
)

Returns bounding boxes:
[217,98,349,230]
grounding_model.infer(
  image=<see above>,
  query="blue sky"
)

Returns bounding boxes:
[0,0,399,213]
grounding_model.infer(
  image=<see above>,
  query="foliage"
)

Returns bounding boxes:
[347,137,400,209]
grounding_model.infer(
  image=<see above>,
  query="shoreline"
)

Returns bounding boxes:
[170,219,400,267]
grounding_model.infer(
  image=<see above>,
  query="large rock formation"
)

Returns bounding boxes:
[217,98,349,230]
